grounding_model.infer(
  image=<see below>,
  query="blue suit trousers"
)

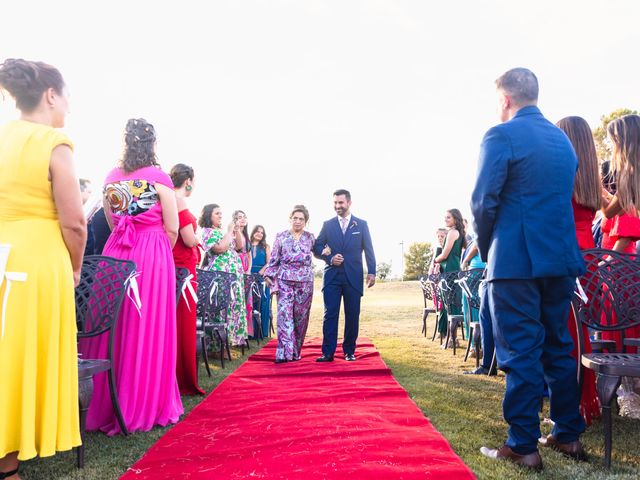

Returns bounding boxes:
[488,277,585,454]
[322,270,361,356]
[478,283,495,370]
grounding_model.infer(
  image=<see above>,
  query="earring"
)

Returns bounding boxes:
[185,185,193,192]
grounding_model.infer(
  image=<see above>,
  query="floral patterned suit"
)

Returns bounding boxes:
[264,230,315,361]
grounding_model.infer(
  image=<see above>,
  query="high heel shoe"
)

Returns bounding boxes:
[0,466,19,479]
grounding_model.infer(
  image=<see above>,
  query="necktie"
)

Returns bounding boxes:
[341,218,348,234]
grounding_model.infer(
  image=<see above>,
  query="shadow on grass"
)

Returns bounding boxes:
[372,331,640,480]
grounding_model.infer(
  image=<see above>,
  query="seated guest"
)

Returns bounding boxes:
[250,225,272,337]
[199,204,248,346]
[264,205,315,363]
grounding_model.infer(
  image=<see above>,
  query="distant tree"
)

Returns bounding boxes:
[593,108,638,161]
[376,262,392,281]
[312,261,324,278]
[403,242,432,280]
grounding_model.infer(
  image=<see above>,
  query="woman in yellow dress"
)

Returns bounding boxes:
[0,59,86,479]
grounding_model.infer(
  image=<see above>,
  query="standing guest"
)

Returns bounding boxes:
[0,58,86,478]
[314,189,376,362]
[600,115,640,355]
[170,163,204,396]
[250,225,272,337]
[80,178,96,256]
[233,210,254,338]
[79,118,183,435]
[472,68,586,469]
[264,206,315,363]
[199,204,248,346]
[555,116,602,425]
[428,228,447,275]
[460,232,486,350]
[433,209,466,347]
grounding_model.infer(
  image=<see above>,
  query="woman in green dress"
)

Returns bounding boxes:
[198,204,248,346]
[433,208,467,347]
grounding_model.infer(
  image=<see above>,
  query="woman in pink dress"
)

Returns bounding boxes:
[79,118,183,435]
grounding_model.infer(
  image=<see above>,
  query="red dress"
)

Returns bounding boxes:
[600,211,640,354]
[173,209,204,395]
[570,200,599,425]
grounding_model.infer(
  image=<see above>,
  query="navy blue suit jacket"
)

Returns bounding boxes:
[471,106,585,281]
[313,215,376,295]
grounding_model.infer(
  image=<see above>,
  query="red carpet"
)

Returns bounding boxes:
[121,338,476,479]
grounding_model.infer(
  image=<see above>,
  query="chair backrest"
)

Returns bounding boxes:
[437,270,462,313]
[426,273,442,311]
[419,277,433,305]
[195,268,236,323]
[244,273,263,307]
[574,248,640,332]
[76,255,137,339]
[457,268,484,310]
[175,267,191,303]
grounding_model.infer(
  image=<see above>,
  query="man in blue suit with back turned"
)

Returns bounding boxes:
[471,68,587,470]
[314,189,376,362]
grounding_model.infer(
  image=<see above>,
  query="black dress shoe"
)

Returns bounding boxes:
[274,358,287,364]
[480,445,543,471]
[539,434,588,461]
[316,355,334,362]
[464,366,497,376]
[344,354,356,361]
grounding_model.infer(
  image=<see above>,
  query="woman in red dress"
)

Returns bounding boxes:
[600,115,640,353]
[556,116,601,425]
[170,164,204,395]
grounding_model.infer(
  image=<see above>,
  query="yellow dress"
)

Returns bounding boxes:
[0,120,81,460]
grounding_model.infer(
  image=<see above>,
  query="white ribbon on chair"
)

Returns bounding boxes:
[575,277,589,304]
[454,277,473,299]
[125,270,143,317]
[0,245,28,339]
[180,273,198,311]
[208,280,219,306]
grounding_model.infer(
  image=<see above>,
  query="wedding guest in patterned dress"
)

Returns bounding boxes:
[264,205,315,363]
[199,204,248,346]
[80,118,183,435]
[233,210,254,337]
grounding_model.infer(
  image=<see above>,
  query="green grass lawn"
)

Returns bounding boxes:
[21,280,640,479]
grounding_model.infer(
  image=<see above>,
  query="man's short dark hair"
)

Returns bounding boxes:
[333,189,351,201]
[495,68,538,105]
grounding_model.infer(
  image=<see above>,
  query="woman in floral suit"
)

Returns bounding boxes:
[264,205,315,363]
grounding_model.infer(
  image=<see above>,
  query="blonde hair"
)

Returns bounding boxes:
[608,115,640,213]
[556,116,601,211]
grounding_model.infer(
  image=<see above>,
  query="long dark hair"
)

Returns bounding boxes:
[0,58,65,112]
[250,225,268,249]
[233,210,250,253]
[198,204,219,229]
[608,114,640,213]
[556,116,601,211]
[120,118,159,173]
[447,208,468,249]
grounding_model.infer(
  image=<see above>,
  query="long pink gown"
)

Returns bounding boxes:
[79,165,183,435]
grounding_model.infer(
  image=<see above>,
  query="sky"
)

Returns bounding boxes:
[1,0,639,276]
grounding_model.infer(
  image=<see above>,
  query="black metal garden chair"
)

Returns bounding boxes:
[426,273,443,342]
[457,268,485,366]
[75,255,135,467]
[176,267,211,377]
[245,273,264,344]
[196,268,234,369]
[419,276,436,338]
[438,270,465,355]
[573,248,640,468]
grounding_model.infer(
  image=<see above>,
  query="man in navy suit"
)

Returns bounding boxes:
[313,189,376,362]
[471,68,587,470]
